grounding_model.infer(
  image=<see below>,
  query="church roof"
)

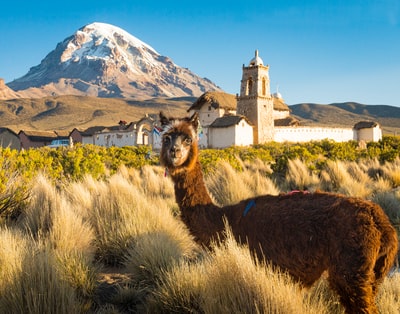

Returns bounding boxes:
[188,91,237,111]
[189,91,290,112]
[273,96,290,111]
[274,116,300,127]
[209,115,252,128]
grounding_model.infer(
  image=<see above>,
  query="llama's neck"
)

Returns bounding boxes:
[169,160,214,210]
[169,160,224,247]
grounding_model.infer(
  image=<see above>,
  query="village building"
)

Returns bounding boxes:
[0,128,20,150]
[70,126,108,145]
[69,114,162,149]
[18,130,70,149]
[188,50,382,148]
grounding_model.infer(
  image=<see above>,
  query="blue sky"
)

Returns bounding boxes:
[1,0,399,106]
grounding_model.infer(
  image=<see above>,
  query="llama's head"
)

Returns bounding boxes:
[159,111,199,174]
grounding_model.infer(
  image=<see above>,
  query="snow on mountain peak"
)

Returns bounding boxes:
[85,22,157,53]
[61,22,158,64]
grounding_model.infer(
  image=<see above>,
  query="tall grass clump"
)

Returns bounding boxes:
[49,200,98,306]
[87,173,196,266]
[0,227,28,294]
[372,192,400,228]
[117,164,177,213]
[148,223,335,313]
[19,174,60,237]
[381,157,400,187]
[284,158,320,192]
[376,273,400,314]
[12,174,98,310]
[205,160,279,206]
[0,239,80,314]
[320,160,373,198]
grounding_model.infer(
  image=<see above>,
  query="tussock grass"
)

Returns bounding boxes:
[117,165,178,214]
[376,273,400,314]
[19,174,59,236]
[285,158,320,192]
[0,240,80,314]
[148,224,337,313]
[320,160,373,198]
[0,159,398,313]
[0,227,27,290]
[382,158,400,187]
[373,192,400,226]
[205,160,279,206]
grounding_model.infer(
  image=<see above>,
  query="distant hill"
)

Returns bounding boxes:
[0,79,20,99]
[0,95,194,132]
[290,102,400,135]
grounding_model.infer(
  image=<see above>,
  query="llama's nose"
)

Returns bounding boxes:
[170,146,181,157]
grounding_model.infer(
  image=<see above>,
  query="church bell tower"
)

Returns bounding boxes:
[236,50,274,144]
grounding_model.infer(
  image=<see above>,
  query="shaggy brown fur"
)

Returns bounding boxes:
[159,112,399,314]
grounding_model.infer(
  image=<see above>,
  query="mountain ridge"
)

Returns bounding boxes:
[6,22,221,99]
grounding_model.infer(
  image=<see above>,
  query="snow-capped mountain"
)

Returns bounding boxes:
[7,22,221,99]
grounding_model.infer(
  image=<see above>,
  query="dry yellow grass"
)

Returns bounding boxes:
[148,224,342,314]
[285,158,320,191]
[0,159,398,313]
[205,160,279,206]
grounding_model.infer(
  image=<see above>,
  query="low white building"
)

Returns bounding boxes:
[208,115,253,148]
[354,121,382,142]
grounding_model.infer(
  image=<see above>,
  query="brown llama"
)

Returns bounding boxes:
[159,112,398,314]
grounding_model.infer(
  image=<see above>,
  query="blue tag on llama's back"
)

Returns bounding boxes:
[243,199,256,217]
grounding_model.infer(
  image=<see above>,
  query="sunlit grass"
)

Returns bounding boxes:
[0,157,398,313]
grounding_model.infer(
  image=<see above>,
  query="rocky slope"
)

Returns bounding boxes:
[7,22,221,99]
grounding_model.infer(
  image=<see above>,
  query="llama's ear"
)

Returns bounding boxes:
[160,111,170,127]
[189,112,199,130]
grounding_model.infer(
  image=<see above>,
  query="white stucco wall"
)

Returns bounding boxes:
[274,126,356,143]
[198,126,209,148]
[192,106,225,127]
[209,121,253,148]
[94,131,137,147]
[235,122,254,146]
[357,126,382,142]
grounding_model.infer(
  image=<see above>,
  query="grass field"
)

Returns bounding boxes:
[0,157,399,313]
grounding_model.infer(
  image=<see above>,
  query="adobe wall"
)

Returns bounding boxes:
[274,126,356,143]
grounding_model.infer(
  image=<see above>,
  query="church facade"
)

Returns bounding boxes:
[188,51,382,149]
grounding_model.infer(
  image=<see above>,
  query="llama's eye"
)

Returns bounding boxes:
[184,137,192,145]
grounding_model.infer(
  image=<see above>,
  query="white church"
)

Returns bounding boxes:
[187,50,382,149]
